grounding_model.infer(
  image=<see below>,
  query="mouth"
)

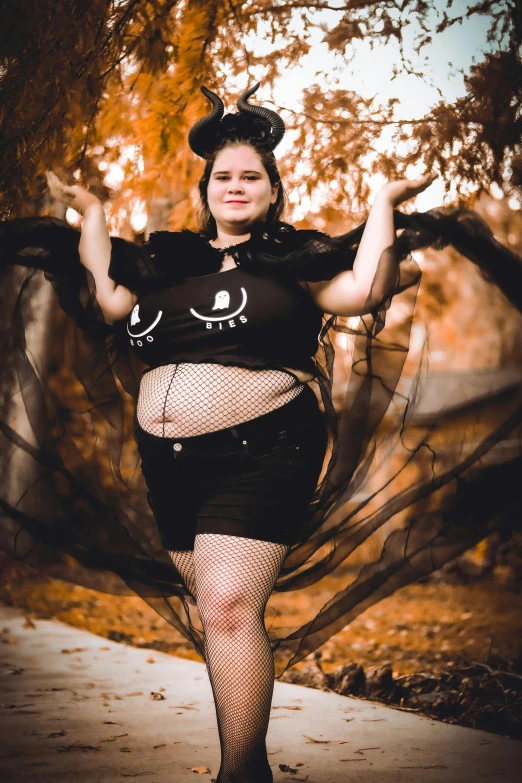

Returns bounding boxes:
[225,200,248,204]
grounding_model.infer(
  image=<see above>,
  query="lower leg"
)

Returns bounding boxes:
[193,533,289,783]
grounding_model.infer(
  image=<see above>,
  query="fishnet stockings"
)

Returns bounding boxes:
[168,549,197,602]
[137,363,305,437]
[169,534,290,783]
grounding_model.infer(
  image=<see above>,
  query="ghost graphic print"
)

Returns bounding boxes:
[190,287,248,329]
[212,290,230,310]
[127,304,163,345]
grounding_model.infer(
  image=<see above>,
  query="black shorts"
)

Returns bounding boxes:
[133,383,328,550]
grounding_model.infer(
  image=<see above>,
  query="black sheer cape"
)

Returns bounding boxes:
[1,208,521,677]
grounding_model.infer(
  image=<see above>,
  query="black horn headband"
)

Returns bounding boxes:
[188,82,285,159]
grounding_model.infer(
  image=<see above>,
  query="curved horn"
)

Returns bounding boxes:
[188,86,225,157]
[237,82,285,150]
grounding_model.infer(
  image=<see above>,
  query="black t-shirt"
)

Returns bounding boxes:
[125,264,323,376]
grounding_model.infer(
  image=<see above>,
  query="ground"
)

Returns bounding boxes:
[1,555,521,739]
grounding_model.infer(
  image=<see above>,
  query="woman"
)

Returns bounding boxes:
[2,84,522,783]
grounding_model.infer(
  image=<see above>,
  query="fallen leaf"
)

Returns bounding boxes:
[191,766,211,774]
[23,617,36,630]
[303,736,349,744]
[399,765,448,770]
[4,703,35,710]
[61,648,87,654]
[170,703,199,711]
[48,730,66,738]
[272,705,302,710]
[150,691,165,701]
[146,653,154,663]
[153,744,166,749]
[100,733,129,743]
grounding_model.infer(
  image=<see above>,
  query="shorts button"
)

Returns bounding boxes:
[242,440,247,445]
[173,443,182,452]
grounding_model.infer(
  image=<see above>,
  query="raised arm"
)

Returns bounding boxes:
[46,171,137,324]
[306,172,439,316]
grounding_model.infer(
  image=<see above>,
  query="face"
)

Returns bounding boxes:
[207,144,279,232]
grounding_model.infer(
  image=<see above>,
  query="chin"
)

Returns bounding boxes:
[226,211,266,223]
[223,216,257,229]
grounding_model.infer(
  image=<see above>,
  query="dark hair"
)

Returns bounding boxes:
[196,139,287,238]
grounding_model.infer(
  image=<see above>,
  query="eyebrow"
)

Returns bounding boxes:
[212,170,261,175]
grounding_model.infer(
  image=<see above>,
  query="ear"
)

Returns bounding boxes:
[270,181,279,204]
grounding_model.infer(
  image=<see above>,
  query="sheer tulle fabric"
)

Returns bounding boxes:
[1,208,521,676]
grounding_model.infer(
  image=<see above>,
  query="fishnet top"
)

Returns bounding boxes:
[136,362,306,437]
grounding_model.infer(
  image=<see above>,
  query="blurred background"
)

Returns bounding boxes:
[1,0,521,737]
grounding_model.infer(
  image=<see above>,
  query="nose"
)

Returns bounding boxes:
[227,178,244,193]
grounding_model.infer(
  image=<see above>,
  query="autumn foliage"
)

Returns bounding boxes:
[0,0,520,229]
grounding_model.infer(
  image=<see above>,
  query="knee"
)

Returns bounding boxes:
[198,588,254,634]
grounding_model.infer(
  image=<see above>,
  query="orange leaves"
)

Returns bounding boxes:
[2,1,520,225]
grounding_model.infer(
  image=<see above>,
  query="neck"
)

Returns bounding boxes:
[211,228,252,249]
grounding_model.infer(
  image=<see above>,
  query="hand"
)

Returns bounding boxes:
[45,170,103,214]
[377,172,439,207]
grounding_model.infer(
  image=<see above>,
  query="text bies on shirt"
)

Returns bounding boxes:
[206,315,248,330]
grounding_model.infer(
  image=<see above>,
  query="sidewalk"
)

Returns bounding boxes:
[0,604,520,782]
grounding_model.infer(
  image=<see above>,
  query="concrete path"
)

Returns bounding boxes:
[0,604,520,782]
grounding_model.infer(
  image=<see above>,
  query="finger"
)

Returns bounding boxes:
[411,173,438,190]
[47,175,62,191]
[47,180,60,195]
[48,171,66,189]
[421,172,438,183]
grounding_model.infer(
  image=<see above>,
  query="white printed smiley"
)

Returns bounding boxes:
[190,288,248,322]
[127,304,163,337]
